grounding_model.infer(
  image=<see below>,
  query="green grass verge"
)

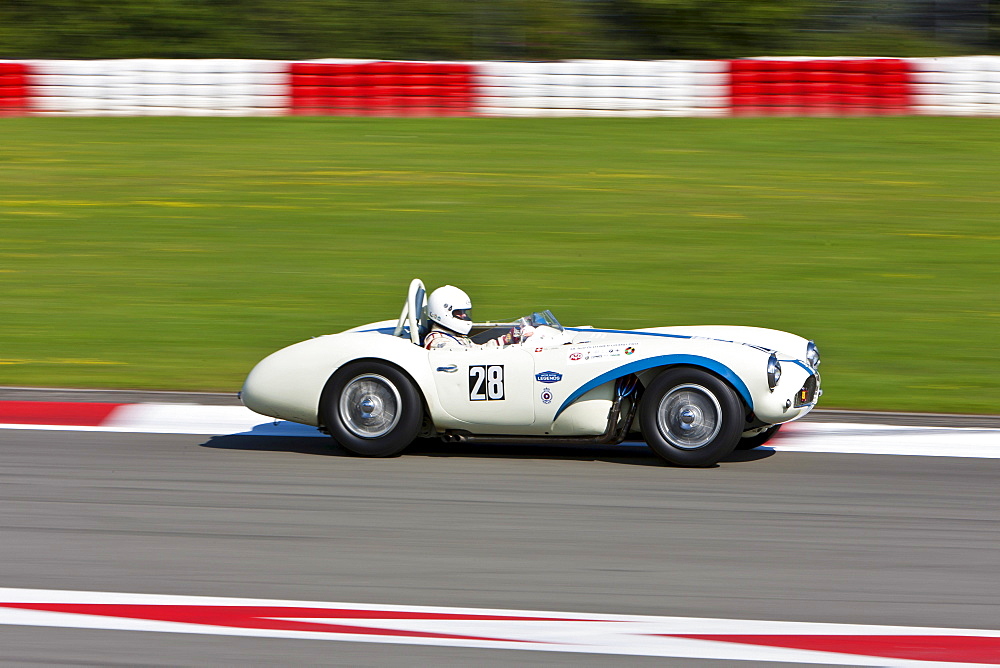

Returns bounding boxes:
[1,116,997,413]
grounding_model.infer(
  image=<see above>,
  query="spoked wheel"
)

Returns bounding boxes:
[640,368,744,467]
[736,424,782,450]
[321,361,423,457]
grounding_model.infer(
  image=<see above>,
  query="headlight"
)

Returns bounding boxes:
[806,341,821,370]
[767,354,781,391]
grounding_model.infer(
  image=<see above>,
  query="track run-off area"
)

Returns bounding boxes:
[1,393,998,666]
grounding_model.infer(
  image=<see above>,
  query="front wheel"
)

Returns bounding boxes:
[321,361,423,457]
[639,368,744,467]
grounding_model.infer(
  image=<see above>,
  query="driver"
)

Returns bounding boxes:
[423,285,532,350]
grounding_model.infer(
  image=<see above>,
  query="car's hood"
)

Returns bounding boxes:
[637,325,811,359]
[337,321,813,362]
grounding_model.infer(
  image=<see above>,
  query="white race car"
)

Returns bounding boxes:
[241,279,821,467]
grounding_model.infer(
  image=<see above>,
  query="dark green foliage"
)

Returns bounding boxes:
[0,0,987,59]
[606,0,814,58]
[0,0,604,59]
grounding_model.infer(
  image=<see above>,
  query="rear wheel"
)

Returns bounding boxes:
[321,361,422,457]
[640,368,744,467]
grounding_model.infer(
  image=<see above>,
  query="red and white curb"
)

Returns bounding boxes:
[0,400,997,459]
[0,400,325,438]
[1,588,998,665]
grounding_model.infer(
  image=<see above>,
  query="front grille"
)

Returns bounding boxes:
[794,374,818,407]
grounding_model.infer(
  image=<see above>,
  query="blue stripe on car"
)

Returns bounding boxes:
[565,327,692,339]
[781,358,816,375]
[567,327,774,354]
[555,354,754,417]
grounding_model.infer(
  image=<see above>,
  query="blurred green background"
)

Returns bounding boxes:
[1,116,997,412]
[2,0,996,60]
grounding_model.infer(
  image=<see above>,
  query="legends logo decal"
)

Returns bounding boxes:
[535,371,563,384]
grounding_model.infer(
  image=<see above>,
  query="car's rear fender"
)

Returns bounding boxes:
[241,331,444,427]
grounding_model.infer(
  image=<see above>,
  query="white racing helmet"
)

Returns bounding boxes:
[426,285,473,335]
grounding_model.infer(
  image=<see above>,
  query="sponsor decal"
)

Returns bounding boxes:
[569,343,638,363]
[540,388,553,404]
[535,371,563,384]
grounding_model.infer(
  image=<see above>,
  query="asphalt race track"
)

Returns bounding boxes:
[2,426,999,666]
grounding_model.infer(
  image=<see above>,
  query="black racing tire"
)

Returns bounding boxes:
[736,424,782,450]
[639,367,744,467]
[320,361,423,457]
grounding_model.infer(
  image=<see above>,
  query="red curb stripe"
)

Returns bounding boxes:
[0,603,580,643]
[675,634,1000,664]
[0,401,126,426]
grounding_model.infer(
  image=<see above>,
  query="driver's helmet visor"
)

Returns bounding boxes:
[452,308,472,322]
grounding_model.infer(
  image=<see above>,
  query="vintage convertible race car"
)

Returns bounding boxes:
[242,279,821,467]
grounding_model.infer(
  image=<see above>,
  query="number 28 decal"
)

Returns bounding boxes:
[469,365,504,401]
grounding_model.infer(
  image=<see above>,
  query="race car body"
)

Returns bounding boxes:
[242,279,821,467]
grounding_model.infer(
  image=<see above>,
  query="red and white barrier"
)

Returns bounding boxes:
[3,57,1000,117]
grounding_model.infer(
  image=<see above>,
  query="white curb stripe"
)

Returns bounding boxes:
[105,403,325,436]
[0,403,997,459]
[771,422,1000,458]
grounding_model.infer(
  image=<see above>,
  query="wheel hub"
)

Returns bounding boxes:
[655,384,723,450]
[339,374,402,439]
[359,396,378,418]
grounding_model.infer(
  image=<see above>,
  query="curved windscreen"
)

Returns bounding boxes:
[524,310,562,331]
